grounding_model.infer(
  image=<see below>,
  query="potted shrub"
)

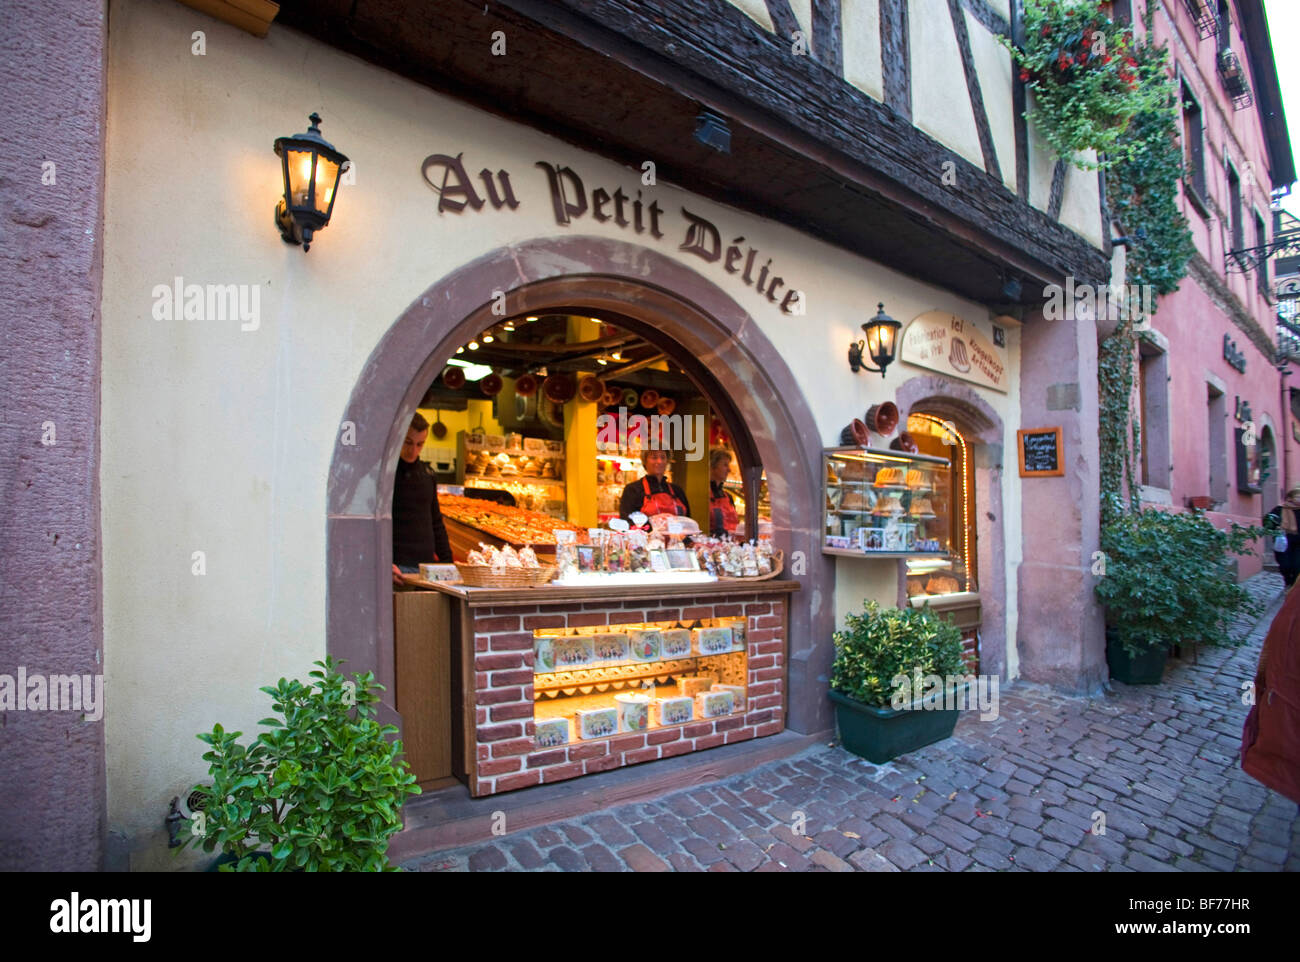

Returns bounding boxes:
[829,601,968,763]
[1094,509,1262,684]
[180,656,421,871]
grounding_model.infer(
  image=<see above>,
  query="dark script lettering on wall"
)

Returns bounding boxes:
[421,152,804,315]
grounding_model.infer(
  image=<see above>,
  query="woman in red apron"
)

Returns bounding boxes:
[709,447,739,536]
[619,449,689,522]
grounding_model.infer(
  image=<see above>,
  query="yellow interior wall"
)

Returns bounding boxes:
[414,398,504,459]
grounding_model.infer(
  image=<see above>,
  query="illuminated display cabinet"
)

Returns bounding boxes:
[822,447,954,557]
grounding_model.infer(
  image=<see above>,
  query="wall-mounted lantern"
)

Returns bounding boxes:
[848,303,902,377]
[274,113,349,252]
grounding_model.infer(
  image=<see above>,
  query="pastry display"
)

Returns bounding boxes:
[840,488,872,511]
[906,469,925,487]
[910,497,935,516]
[690,537,775,577]
[872,494,905,515]
[655,697,694,726]
[440,495,579,546]
[838,459,869,482]
[925,574,961,595]
[826,462,841,484]
[874,467,904,486]
[534,717,569,748]
[905,579,926,597]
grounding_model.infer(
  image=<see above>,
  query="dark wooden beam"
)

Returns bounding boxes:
[948,0,1002,183]
[1048,158,1067,220]
[879,0,911,121]
[811,0,844,77]
[963,0,1010,37]
[763,0,800,44]
[1012,0,1029,201]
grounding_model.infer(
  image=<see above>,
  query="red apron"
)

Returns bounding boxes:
[710,490,738,534]
[642,477,687,517]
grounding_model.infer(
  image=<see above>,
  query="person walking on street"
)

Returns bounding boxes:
[1241,578,1300,807]
[1265,486,1300,587]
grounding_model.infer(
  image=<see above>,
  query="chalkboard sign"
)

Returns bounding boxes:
[1018,427,1064,477]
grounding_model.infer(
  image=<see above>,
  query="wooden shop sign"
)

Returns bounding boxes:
[420,152,805,315]
[1223,334,1247,373]
[899,311,1008,393]
[1018,427,1064,478]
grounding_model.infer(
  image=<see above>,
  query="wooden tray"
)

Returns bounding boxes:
[716,550,784,582]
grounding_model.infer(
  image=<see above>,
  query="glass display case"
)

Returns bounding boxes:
[822,447,953,557]
[531,619,748,746]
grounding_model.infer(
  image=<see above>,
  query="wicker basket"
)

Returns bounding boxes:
[454,563,556,588]
[717,550,784,582]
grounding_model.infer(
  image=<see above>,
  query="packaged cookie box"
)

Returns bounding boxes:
[533,716,570,749]
[724,619,747,652]
[591,632,630,666]
[576,707,618,740]
[693,626,740,655]
[694,689,736,719]
[659,628,693,659]
[678,675,715,698]
[533,633,562,673]
[552,636,595,669]
[713,684,746,713]
[655,696,694,726]
[627,629,663,662]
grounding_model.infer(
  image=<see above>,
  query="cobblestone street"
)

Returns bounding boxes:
[403,573,1300,872]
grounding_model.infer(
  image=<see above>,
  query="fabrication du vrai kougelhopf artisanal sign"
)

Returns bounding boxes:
[899,312,1008,393]
[1018,427,1064,478]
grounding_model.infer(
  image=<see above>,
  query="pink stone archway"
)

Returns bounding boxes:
[325,236,835,740]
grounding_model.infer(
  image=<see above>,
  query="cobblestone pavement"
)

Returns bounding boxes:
[403,573,1300,872]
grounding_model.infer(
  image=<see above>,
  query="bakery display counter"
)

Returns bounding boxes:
[822,446,953,556]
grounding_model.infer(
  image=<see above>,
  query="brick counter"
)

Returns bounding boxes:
[433,580,797,796]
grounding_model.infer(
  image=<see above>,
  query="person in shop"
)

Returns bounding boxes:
[620,448,689,523]
[708,447,738,537]
[1265,486,1300,588]
[391,412,453,586]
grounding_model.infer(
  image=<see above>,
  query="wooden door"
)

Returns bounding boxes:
[393,591,454,786]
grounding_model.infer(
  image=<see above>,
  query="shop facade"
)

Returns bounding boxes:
[5,0,1125,869]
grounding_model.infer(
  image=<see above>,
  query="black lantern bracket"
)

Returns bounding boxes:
[273,112,350,252]
[848,302,902,377]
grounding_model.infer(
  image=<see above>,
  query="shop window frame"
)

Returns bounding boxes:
[1181,79,1209,217]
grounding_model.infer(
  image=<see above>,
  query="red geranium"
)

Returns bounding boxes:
[1019,68,1032,82]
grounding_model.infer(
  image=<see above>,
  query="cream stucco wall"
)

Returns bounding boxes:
[909,0,984,170]
[965,10,1017,194]
[842,0,884,101]
[104,0,1031,866]
[727,0,774,33]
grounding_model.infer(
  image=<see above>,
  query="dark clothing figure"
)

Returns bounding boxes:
[1241,580,1300,805]
[393,457,452,567]
[1266,504,1300,587]
[620,474,689,521]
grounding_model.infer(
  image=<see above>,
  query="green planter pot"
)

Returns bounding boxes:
[1105,631,1167,685]
[829,689,962,764]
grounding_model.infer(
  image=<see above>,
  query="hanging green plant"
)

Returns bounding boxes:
[1006,0,1164,167]
[1103,29,1194,297]
[1098,316,1141,525]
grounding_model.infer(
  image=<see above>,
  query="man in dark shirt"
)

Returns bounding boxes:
[391,413,453,586]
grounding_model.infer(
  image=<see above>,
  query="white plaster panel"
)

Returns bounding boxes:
[789,0,813,48]
[965,11,1017,193]
[1059,156,1105,248]
[1025,91,1059,212]
[842,0,884,102]
[910,0,985,171]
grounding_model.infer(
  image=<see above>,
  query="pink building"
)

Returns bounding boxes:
[1127,0,1295,577]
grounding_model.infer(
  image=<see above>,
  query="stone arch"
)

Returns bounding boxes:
[893,373,1008,680]
[325,235,834,737]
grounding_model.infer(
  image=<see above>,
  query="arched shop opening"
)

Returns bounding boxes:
[895,375,1008,682]
[326,237,831,795]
